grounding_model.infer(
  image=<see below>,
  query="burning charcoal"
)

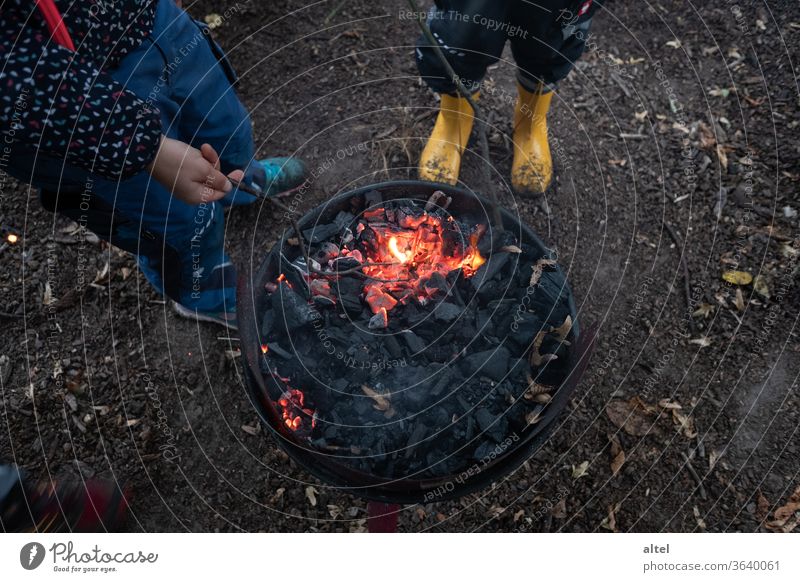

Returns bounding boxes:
[368,308,389,330]
[314,242,340,263]
[399,330,426,354]
[271,283,315,332]
[433,301,461,323]
[475,408,508,443]
[365,287,397,314]
[461,346,511,382]
[423,272,447,296]
[302,222,343,244]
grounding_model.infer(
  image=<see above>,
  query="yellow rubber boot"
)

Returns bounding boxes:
[419,93,476,185]
[511,83,554,195]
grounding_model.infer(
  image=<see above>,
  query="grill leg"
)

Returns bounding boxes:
[367,502,400,533]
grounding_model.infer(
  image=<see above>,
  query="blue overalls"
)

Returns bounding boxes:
[11,0,262,314]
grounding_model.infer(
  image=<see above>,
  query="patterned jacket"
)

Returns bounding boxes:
[0,1,162,180]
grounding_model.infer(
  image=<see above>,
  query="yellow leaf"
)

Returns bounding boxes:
[722,270,752,285]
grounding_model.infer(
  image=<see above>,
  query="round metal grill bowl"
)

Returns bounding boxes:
[238,180,594,504]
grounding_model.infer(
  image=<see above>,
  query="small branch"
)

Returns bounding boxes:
[663,220,697,335]
[681,452,708,501]
[407,0,503,231]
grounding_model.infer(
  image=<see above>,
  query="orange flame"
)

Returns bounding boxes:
[361,213,485,317]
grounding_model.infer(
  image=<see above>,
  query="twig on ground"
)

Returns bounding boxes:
[681,452,708,500]
[663,220,697,335]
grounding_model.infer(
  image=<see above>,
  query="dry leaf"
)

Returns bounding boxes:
[120,267,132,280]
[601,502,622,531]
[305,485,318,507]
[572,460,590,479]
[753,275,770,298]
[327,504,342,519]
[693,506,707,530]
[523,372,554,400]
[658,399,682,410]
[126,418,141,427]
[241,424,260,436]
[43,281,54,306]
[672,409,697,438]
[269,487,285,504]
[692,303,714,318]
[529,258,557,287]
[552,497,567,519]
[529,331,547,367]
[756,490,770,521]
[605,399,655,437]
[525,410,542,425]
[734,288,745,312]
[360,384,395,418]
[689,336,712,348]
[765,485,800,532]
[722,270,753,285]
[708,448,722,470]
[93,261,110,285]
[501,245,523,254]
[551,315,573,342]
[609,434,625,476]
[716,144,729,171]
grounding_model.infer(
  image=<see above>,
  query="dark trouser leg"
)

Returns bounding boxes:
[415,0,512,95]
[509,0,600,90]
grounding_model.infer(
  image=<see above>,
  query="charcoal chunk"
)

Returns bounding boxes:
[433,301,462,323]
[400,330,426,354]
[303,222,342,244]
[271,284,315,332]
[508,311,544,348]
[475,408,508,443]
[461,347,511,382]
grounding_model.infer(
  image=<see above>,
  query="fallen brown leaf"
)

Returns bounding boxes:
[606,398,655,437]
[529,258,557,287]
[609,434,626,476]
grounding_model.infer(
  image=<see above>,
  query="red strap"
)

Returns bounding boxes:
[35,0,75,51]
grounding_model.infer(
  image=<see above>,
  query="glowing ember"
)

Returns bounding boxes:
[260,344,269,354]
[276,388,315,434]
[7,233,18,244]
[361,213,485,317]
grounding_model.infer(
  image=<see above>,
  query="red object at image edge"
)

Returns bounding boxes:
[35,0,76,51]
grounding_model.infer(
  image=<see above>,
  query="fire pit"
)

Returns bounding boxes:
[238,181,593,504]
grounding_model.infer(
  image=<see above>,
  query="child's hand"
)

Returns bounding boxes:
[147,136,244,205]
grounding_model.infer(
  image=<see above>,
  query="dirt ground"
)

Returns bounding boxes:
[1,0,798,532]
